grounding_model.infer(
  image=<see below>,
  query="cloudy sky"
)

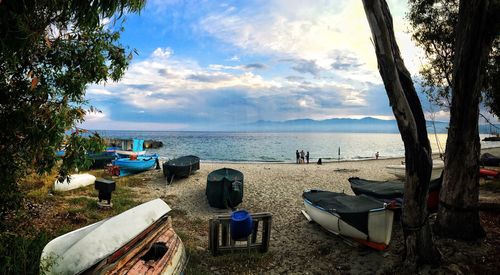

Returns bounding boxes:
[81,0,443,131]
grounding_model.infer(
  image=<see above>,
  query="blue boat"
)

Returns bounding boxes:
[113,154,159,176]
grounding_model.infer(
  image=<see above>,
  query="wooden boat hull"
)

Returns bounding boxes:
[40,199,186,274]
[113,154,158,176]
[53,173,96,192]
[303,192,393,249]
[115,150,146,158]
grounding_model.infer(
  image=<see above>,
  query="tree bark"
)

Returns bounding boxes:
[436,0,499,239]
[362,0,440,269]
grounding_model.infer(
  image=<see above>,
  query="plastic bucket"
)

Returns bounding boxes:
[230,210,253,240]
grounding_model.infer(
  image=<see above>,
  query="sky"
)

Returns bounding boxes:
[80,0,458,131]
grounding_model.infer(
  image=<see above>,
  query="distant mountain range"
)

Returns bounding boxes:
[238,117,498,133]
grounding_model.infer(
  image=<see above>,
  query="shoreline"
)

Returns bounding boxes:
[174,145,500,165]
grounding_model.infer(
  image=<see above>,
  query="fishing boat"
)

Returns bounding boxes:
[53,173,96,192]
[480,153,500,167]
[115,138,146,158]
[480,168,499,178]
[303,190,394,250]
[113,154,159,176]
[40,199,187,274]
[163,155,200,181]
[206,168,244,209]
[348,176,442,212]
[386,160,444,180]
[88,151,117,169]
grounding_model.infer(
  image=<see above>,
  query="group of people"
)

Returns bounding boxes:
[296,150,310,164]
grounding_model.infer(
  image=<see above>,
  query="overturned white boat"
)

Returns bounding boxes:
[386,160,444,180]
[40,199,187,274]
[53,173,96,192]
[303,190,394,250]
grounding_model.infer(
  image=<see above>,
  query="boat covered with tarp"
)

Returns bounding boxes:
[113,154,159,176]
[40,199,187,274]
[303,190,394,250]
[163,155,200,181]
[348,176,442,212]
[206,168,244,209]
[480,153,500,167]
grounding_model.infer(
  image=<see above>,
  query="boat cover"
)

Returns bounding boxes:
[206,168,244,209]
[163,155,200,178]
[349,176,442,199]
[303,191,384,235]
[480,153,500,166]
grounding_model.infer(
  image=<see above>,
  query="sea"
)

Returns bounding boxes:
[95,131,499,163]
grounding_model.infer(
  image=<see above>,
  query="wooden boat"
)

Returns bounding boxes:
[480,153,500,167]
[206,168,244,209]
[53,173,96,192]
[348,176,442,212]
[115,149,146,158]
[88,151,116,169]
[113,154,159,176]
[480,168,499,178]
[40,199,187,274]
[163,155,200,181]
[386,160,444,180]
[303,190,394,250]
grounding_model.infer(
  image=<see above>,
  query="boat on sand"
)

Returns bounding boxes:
[53,173,96,192]
[303,190,394,250]
[386,160,444,180]
[40,199,187,274]
[348,176,442,212]
[480,153,500,167]
[113,154,159,176]
[163,155,200,181]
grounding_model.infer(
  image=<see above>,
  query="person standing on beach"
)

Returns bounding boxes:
[300,150,305,164]
[306,151,310,164]
[296,150,300,164]
[375,151,380,160]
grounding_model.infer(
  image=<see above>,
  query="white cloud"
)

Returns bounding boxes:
[199,0,424,77]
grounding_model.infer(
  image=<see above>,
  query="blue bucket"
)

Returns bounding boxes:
[230,210,253,240]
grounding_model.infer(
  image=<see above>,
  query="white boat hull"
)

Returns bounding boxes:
[386,161,444,180]
[303,199,394,245]
[115,150,146,156]
[53,174,96,192]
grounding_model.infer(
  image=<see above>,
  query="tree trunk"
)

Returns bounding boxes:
[362,0,440,269]
[436,0,499,239]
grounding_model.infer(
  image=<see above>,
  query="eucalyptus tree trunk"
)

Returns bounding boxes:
[362,0,440,268]
[436,0,499,239]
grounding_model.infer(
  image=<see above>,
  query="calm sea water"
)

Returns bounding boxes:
[95,131,498,163]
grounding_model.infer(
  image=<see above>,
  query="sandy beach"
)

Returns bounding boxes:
[118,147,500,274]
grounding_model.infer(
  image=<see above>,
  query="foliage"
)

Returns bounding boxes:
[0,0,145,213]
[407,0,500,117]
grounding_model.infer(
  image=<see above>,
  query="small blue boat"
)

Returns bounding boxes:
[113,154,159,176]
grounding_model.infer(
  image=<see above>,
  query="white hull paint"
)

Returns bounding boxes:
[386,160,444,180]
[303,199,394,245]
[40,199,173,274]
[115,150,146,156]
[53,174,96,192]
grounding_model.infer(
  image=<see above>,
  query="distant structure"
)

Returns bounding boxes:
[104,138,163,149]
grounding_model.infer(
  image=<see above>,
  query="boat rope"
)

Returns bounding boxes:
[439,200,478,212]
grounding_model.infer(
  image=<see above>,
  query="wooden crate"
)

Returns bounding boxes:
[208,212,272,256]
